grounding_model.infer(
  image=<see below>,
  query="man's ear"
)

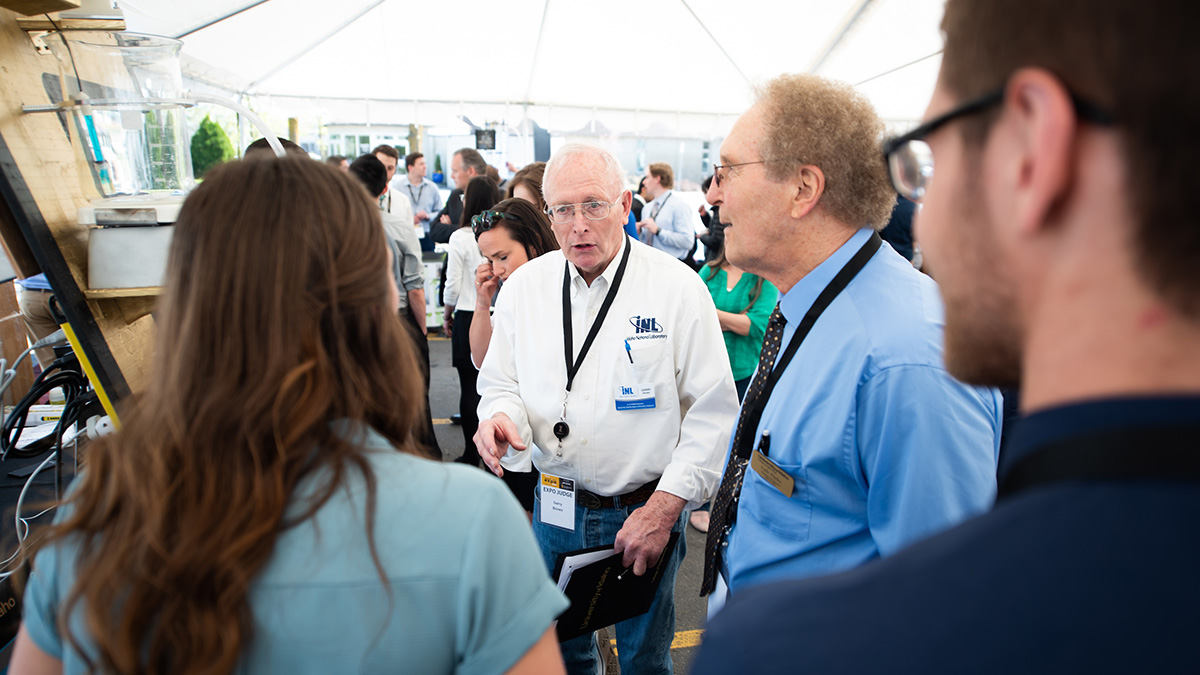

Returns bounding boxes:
[1003,68,1078,236]
[790,165,824,220]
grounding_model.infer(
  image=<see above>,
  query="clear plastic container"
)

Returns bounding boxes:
[47,32,194,197]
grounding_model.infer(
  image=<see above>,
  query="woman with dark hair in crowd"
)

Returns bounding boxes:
[445,175,501,466]
[11,156,566,674]
[505,161,547,212]
[469,197,560,515]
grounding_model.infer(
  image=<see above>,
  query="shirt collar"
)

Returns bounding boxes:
[777,227,873,324]
[1002,395,1200,478]
[650,189,672,206]
[568,235,631,297]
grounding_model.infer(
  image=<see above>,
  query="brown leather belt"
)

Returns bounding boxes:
[576,478,660,510]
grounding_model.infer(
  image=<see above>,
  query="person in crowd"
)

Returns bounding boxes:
[469,197,560,515]
[444,175,502,466]
[505,161,547,211]
[637,162,698,268]
[348,154,441,458]
[879,193,917,264]
[15,273,58,369]
[11,155,566,674]
[696,1,1200,671]
[432,148,488,245]
[697,174,726,264]
[474,143,738,674]
[323,154,348,172]
[372,144,415,231]
[400,151,443,246]
[243,136,306,158]
[698,73,1003,613]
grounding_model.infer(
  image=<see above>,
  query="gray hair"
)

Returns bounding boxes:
[542,144,627,204]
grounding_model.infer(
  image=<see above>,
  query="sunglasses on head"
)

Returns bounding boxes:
[472,210,519,236]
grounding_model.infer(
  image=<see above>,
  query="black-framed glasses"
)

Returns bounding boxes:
[882,87,1115,201]
[472,210,519,236]
[544,196,623,224]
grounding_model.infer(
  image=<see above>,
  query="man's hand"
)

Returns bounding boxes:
[475,262,499,300]
[474,413,528,477]
[443,311,454,338]
[640,217,659,236]
[440,214,451,225]
[698,204,709,218]
[416,210,429,221]
[614,492,686,575]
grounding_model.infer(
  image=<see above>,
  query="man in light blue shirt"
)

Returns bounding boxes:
[701,74,1002,604]
[397,151,443,245]
[637,162,697,264]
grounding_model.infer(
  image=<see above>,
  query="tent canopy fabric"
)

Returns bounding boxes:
[119,0,945,135]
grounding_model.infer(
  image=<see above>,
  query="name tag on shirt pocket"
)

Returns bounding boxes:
[614,383,656,411]
[744,461,812,542]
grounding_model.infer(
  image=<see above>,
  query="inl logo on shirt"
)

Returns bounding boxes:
[620,386,634,396]
[629,316,663,334]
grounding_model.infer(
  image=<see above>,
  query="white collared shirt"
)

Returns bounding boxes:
[477,237,739,505]
[445,227,485,311]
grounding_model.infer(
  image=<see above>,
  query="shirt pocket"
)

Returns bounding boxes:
[742,459,812,541]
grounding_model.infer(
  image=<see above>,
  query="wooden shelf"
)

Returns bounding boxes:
[83,286,160,299]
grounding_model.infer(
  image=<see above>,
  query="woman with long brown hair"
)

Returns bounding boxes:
[12,156,566,674]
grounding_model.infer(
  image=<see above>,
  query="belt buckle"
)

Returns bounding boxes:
[577,490,603,510]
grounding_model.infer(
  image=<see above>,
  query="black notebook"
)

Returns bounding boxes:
[551,532,681,642]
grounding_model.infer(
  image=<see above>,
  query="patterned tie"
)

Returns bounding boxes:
[701,305,787,596]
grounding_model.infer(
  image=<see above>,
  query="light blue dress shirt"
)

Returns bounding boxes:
[23,428,567,674]
[724,227,1002,592]
[397,176,444,236]
[639,190,695,259]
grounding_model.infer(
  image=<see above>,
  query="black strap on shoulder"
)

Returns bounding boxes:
[562,236,633,392]
[998,425,1200,500]
[735,232,881,460]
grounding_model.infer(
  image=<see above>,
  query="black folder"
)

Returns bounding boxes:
[552,532,681,642]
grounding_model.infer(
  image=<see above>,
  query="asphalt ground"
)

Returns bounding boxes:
[426,334,709,674]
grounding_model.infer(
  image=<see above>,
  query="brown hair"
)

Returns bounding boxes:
[29,156,425,674]
[755,74,895,229]
[371,144,399,160]
[703,250,765,315]
[506,161,547,211]
[461,175,502,227]
[647,162,674,190]
[477,197,559,260]
[941,0,1200,318]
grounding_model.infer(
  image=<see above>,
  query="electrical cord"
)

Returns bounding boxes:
[2,351,87,460]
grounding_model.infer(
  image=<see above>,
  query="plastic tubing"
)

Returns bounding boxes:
[186,94,286,158]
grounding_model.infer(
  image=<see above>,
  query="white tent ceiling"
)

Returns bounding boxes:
[117,0,945,136]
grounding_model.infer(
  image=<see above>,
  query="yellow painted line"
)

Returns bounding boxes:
[61,322,120,428]
[433,418,453,425]
[609,629,703,653]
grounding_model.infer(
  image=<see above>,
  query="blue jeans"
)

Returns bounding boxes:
[534,493,685,675]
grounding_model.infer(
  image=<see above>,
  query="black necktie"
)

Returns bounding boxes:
[701,305,786,596]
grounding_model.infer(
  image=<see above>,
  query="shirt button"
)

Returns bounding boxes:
[584,394,590,400]
[582,439,589,445]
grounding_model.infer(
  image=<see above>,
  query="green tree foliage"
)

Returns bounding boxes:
[190,115,234,179]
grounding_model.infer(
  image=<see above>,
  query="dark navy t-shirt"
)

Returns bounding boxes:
[693,397,1200,675]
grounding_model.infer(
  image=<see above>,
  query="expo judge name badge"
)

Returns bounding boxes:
[540,474,576,531]
[614,384,655,411]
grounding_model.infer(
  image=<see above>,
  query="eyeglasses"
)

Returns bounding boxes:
[712,160,768,188]
[544,195,623,224]
[471,210,519,236]
[882,86,1115,201]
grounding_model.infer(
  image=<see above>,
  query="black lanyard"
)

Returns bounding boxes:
[998,425,1200,500]
[651,192,671,220]
[562,236,633,392]
[406,181,425,206]
[736,231,881,460]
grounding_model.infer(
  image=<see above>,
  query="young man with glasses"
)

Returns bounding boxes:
[697,73,1003,615]
[475,144,738,675]
[695,1,1200,672]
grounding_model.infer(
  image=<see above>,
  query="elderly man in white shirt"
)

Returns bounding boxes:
[475,144,738,675]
